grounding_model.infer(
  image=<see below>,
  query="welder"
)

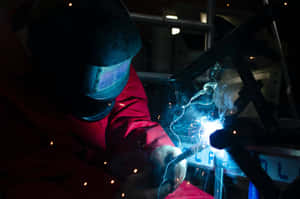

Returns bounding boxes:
[0,0,214,198]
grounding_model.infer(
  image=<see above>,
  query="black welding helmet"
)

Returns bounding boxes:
[27,0,142,121]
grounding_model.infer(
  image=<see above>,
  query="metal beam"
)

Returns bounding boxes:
[205,0,216,50]
[130,12,212,31]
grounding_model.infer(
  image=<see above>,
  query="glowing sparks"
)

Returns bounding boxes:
[83,181,88,187]
[110,179,115,184]
[133,168,138,174]
[49,140,54,146]
[104,161,108,165]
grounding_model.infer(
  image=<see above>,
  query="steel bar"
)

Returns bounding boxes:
[205,0,216,50]
[130,13,213,31]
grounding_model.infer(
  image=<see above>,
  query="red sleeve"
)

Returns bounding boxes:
[106,66,174,155]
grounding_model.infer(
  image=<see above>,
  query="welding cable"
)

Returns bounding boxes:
[157,143,208,199]
[168,143,208,168]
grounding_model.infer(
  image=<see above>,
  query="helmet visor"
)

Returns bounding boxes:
[83,58,131,100]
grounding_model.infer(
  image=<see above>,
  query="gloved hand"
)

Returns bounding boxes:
[114,145,187,199]
[150,145,187,194]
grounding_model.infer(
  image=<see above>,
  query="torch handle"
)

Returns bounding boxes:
[169,144,206,167]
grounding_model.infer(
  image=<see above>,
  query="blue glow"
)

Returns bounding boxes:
[198,116,224,146]
[248,182,260,199]
[158,65,237,198]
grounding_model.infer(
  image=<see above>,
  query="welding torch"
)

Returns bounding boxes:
[167,143,208,169]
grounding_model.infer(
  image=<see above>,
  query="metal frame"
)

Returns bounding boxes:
[131,0,216,80]
[170,4,299,199]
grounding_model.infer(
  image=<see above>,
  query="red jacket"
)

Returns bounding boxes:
[0,21,213,199]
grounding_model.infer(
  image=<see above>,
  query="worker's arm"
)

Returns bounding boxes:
[106,66,174,154]
[106,66,187,198]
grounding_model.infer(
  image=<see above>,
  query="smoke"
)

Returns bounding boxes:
[213,83,236,117]
[157,64,239,198]
[168,79,236,148]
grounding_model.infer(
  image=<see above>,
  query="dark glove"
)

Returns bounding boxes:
[150,145,187,198]
[114,146,187,199]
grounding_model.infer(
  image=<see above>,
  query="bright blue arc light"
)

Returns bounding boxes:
[198,116,224,146]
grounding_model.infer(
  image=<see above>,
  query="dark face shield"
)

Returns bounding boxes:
[83,58,131,100]
[68,58,132,122]
[25,0,142,122]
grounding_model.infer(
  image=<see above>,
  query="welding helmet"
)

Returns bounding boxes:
[26,0,142,121]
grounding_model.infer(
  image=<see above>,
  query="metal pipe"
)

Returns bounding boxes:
[130,13,213,31]
[214,158,224,199]
[205,0,216,50]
